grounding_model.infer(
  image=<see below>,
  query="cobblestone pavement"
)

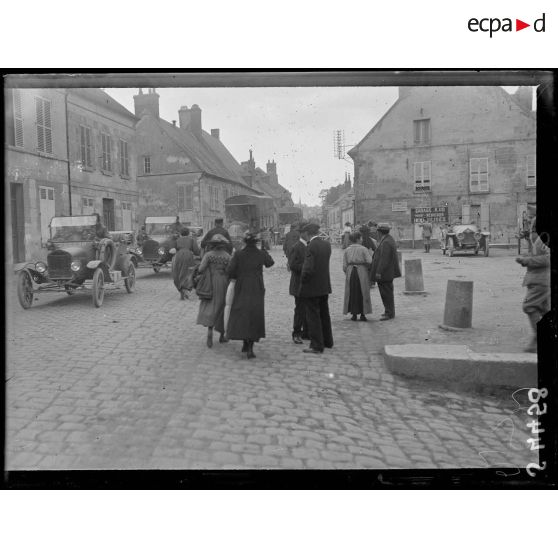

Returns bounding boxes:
[6,246,538,470]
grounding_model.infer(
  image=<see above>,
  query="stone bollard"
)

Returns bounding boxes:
[439,279,474,330]
[403,259,425,294]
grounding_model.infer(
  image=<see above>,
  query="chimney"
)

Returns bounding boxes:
[172,120,176,127]
[398,86,414,100]
[266,159,278,186]
[133,88,160,118]
[211,128,220,140]
[513,86,533,113]
[190,104,202,137]
[178,106,190,129]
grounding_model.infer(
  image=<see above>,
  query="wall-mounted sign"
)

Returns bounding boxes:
[411,206,449,223]
[392,201,408,212]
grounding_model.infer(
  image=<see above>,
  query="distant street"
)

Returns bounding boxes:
[6,245,535,470]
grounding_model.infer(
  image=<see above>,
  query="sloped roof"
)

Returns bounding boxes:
[69,88,138,122]
[157,118,249,187]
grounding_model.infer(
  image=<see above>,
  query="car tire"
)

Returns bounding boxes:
[17,270,34,309]
[153,265,160,273]
[125,263,136,293]
[92,268,105,307]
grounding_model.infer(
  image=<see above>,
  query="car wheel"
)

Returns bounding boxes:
[447,237,454,257]
[17,270,34,309]
[125,263,136,293]
[153,265,160,273]
[65,285,75,295]
[131,256,138,268]
[92,268,105,307]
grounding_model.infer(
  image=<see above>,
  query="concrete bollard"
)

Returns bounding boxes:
[439,279,474,330]
[397,251,403,275]
[403,259,426,294]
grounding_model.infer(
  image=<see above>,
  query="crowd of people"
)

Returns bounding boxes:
[128,208,548,357]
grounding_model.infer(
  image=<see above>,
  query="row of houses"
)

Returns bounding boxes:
[5,87,294,264]
[339,86,537,246]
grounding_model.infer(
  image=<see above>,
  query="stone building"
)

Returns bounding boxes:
[348,86,536,246]
[5,87,138,263]
[240,152,294,209]
[133,89,258,232]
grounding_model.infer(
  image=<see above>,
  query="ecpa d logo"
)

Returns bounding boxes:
[468,13,546,37]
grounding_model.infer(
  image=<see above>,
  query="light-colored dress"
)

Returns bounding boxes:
[343,244,373,315]
[196,249,231,333]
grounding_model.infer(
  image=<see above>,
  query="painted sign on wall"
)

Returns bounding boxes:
[411,206,449,223]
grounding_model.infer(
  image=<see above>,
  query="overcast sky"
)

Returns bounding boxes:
[106,86,524,206]
[106,87,401,206]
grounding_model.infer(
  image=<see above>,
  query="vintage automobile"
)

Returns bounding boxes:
[17,215,136,309]
[138,216,181,272]
[109,230,143,268]
[441,223,490,257]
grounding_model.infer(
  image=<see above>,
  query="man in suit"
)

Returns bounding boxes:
[298,222,333,354]
[370,223,401,321]
[283,221,300,259]
[201,218,233,254]
[288,220,309,344]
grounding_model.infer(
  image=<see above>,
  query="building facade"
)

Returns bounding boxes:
[348,86,536,245]
[5,88,140,264]
[133,89,257,232]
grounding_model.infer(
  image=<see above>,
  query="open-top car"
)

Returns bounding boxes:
[17,215,136,309]
[138,216,181,273]
[442,223,490,257]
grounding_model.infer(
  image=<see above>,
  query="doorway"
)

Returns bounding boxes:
[102,198,115,230]
[10,183,25,263]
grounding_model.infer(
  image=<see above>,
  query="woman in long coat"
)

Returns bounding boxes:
[172,227,200,300]
[343,232,373,321]
[226,231,274,358]
[196,234,231,347]
[342,222,352,249]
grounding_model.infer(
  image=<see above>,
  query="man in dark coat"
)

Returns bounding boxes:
[298,222,333,354]
[288,220,309,344]
[283,221,300,258]
[201,218,233,254]
[370,222,401,320]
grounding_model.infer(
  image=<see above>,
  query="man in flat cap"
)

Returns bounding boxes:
[370,223,401,320]
[201,218,233,255]
[298,222,333,354]
[288,220,309,344]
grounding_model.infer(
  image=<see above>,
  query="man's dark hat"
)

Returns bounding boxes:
[377,222,391,232]
[297,219,309,231]
[301,221,320,234]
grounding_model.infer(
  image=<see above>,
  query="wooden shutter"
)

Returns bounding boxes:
[13,90,24,147]
[177,185,185,211]
[36,97,45,152]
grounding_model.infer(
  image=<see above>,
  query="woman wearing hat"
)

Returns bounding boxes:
[196,233,231,347]
[172,227,200,300]
[343,231,373,321]
[226,231,274,358]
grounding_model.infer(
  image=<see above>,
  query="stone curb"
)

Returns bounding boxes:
[383,344,537,388]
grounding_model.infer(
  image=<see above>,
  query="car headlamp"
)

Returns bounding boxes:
[158,247,166,255]
[35,261,47,273]
[457,233,465,240]
[70,260,82,272]
[136,248,143,255]
[474,232,482,240]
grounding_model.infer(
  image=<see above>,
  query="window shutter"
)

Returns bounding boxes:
[13,90,24,147]
[44,100,52,153]
[36,97,45,152]
[178,185,185,211]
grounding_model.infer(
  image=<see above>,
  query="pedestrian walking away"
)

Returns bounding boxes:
[172,227,200,300]
[343,232,373,321]
[200,218,233,255]
[226,231,275,359]
[288,220,309,343]
[515,217,550,353]
[196,234,231,347]
[298,222,334,354]
[370,223,401,321]
[421,220,433,253]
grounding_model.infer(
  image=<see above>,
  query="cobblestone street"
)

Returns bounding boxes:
[6,245,537,470]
